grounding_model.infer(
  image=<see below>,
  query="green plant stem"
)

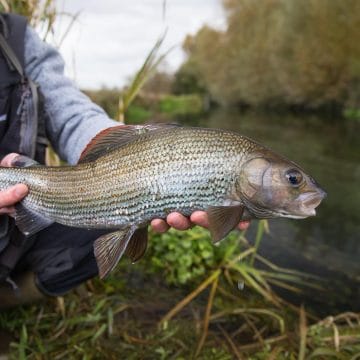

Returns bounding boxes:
[249,220,266,266]
[298,305,307,360]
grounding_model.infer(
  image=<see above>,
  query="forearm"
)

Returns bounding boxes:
[24,27,118,164]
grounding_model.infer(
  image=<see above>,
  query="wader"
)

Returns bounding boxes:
[0,14,106,307]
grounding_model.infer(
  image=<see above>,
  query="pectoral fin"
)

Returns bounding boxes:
[94,227,136,279]
[11,155,41,168]
[125,227,148,263]
[207,205,244,243]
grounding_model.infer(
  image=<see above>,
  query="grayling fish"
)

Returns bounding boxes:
[0,125,326,278]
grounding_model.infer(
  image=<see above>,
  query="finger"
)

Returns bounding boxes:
[0,184,28,208]
[151,219,170,233]
[237,220,250,231]
[166,212,192,231]
[190,211,209,228]
[1,153,20,167]
[0,206,15,216]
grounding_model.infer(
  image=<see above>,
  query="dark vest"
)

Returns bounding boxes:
[0,13,48,280]
[0,13,47,161]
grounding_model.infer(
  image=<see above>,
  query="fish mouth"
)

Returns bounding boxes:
[278,189,327,219]
[296,189,327,217]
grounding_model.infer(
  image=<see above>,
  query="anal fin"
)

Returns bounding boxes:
[207,205,244,243]
[15,203,54,236]
[94,227,136,279]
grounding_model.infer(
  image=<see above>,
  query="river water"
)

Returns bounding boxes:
[181,109,360,311]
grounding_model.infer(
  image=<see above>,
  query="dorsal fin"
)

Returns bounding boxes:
[78,124,180,164]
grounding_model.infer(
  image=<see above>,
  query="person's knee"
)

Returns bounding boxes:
[0,272,46,309]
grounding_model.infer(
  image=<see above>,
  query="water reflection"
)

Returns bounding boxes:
[180,109,360,309]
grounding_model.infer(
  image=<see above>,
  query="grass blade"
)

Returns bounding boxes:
[195,274,219,357]
[159,269,221,327]
[298,305,307,360]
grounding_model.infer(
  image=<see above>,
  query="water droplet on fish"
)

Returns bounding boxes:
[237,281,245,291]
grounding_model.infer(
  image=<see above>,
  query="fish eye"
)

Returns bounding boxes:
[285,169,303,186]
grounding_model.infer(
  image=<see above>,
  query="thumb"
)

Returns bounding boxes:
[0,184,28,208]
[1,153,21,167]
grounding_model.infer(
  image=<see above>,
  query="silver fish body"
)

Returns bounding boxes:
[0,125,326,277]
[0,128,253,227]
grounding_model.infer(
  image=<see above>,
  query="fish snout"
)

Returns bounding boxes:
[318,188,327,200]
[297,188,326,216]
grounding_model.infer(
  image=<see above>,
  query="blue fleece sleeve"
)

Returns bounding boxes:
[24,26,119,164]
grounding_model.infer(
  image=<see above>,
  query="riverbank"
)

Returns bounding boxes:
[0,230,360,360]
[1,226,359,359]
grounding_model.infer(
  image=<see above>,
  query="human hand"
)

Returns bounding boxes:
[0,153,29,216]
[151,211,250,233]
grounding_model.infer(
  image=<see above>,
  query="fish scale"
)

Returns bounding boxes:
[0,127,252,229]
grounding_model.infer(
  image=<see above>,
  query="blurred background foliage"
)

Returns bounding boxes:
[0,0,56,28]
[176,0,360,110]
[0,0,76,44]
[78,0,360,120]
[3,0,360,115]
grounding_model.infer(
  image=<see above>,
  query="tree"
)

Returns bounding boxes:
[180,0,360,109]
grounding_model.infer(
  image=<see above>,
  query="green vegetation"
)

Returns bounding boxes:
[85,89,205,122]
[84,88,121,120]
[0,0,56,32]
[125,105,152,124]
[173,58,207,96]
[176,0,360,111]
[149,227,217,285]
[2,223,359,359]
[343,108,360,121]
[159,94,203,116]
[0,0,77,44]
[117,32,170,122]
